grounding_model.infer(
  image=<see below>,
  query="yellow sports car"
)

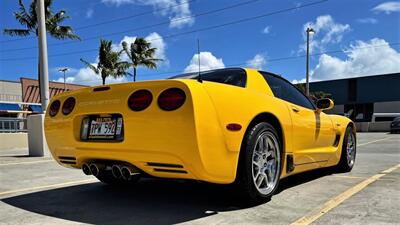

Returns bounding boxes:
[44,68,356,202]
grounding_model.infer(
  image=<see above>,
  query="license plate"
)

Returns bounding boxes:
[82,116,123,140]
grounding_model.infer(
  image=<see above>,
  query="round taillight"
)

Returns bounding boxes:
[62,97,76,115]
[158,88,186,111]
[49,100,61,117]
[128,89,153,111]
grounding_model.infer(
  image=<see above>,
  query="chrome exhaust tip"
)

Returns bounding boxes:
[121,166,140,181]
[112,165,122,179]
[89,163,100,177]
[82,163,92,175]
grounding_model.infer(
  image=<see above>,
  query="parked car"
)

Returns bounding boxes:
[44,68,356,203]
[390,117,400,134]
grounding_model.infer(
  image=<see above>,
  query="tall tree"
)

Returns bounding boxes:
[4,0,80,93]
[81,39,130,85]
[122,38,162,82]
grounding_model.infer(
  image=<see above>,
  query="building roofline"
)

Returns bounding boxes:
[0,79,21,84]
[19,77,88,87]
[308,72,400,84]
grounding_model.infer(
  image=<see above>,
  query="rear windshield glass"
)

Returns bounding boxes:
[169,68,247,88]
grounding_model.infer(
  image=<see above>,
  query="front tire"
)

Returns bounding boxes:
[236,122,282,204]
[336,126,356,172]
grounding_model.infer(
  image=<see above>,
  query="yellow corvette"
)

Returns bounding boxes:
[44,68,356,202]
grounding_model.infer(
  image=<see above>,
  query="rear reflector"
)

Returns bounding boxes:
[128,89,153,111]
[158,88,186,111]
[226,123,242,131]
[62,97,76,115]
[49,100,61,117]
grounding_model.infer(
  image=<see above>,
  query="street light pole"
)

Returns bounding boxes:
[37,0,49,112]
[305,27,315,97]
[58,68,69,90]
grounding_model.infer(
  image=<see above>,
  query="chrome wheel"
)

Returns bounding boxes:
[346,132,356,167]
[251,131,280,195]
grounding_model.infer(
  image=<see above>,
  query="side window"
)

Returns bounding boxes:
[261,72,315,110]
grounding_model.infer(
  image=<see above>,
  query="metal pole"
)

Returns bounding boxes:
[37,0,49,113]
[63,71,66,90]
[306,29,310,97]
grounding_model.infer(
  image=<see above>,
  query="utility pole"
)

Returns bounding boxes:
[37,0,49,112]
[58,68,69,90]
[305,27,315,97]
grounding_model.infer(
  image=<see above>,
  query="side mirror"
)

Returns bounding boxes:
[316,98,334,111]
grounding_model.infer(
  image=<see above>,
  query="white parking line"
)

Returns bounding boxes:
[357,137,392,147]
[0,159,54,166]
[0,179,97,197]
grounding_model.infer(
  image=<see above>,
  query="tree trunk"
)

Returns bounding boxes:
[133,67,136,82]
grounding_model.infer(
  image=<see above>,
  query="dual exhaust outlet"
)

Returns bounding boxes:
[82,163,139,181]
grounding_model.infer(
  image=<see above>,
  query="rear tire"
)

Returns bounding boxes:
[336,126,356,172]
[235,122,282,204]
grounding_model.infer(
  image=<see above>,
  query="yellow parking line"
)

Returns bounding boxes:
[0,159,54,166]
[0,179,97,197]
[357,137,392,147]
[291,163,400,225]
[331,175,367,179]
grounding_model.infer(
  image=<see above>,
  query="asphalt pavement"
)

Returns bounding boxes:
[0,132,399,225]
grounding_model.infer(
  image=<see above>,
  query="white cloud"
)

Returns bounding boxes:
[184,52,225,73]
[115,32,167,65]
[262,26,271,34]
[102,0,194,28]
[356,18,378,24]
[59,33,167,85]
[311,38,400,81]
[300,15,350,53]
[55,64,128,86]
[145,32,168,65]
[246,54,266,70]
[86,8,94,18]
[372,1,400,14]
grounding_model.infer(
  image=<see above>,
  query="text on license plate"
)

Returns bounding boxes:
[88,117,122,138]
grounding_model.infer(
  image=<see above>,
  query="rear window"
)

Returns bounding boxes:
[169,68,247,88]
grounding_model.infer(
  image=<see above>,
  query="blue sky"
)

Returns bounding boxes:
[1,0,399,85]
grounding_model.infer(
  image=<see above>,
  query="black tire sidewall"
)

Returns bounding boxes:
[337,127,356,172]
[237,122,282,202]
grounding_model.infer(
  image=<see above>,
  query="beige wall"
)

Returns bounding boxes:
[0,133,28,150]
[0,80,22,102]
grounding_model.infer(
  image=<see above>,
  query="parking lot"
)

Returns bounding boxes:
[0,132,399,225]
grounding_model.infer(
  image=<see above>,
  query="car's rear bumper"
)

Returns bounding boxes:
[44,80,239,184]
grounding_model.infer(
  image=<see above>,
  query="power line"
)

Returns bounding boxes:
[0,0,261,52]
[74,0,198,31]
[89,42,400,78]
[0,0,196,44]
[0,0,328,59]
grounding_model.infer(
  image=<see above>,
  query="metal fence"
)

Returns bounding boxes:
[0,117,27,133]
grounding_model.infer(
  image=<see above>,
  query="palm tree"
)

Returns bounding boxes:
[4,0,80,90]
[122,38,162,82]
[81,39,130,85]
[4,0,80,39]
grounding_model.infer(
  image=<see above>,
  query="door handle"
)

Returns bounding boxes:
[291,106,300,113]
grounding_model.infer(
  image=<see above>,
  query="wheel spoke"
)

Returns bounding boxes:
[251,131,281,195]
[256,174,265,187]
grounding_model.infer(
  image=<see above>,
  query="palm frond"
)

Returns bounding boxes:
[80,58,99,74]
[49,25,80,40]
[3,29,31,36]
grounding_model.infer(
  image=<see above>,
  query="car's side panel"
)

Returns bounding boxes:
[199,69,294,179]
[324,115,356,167]
[288,104,336,168]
